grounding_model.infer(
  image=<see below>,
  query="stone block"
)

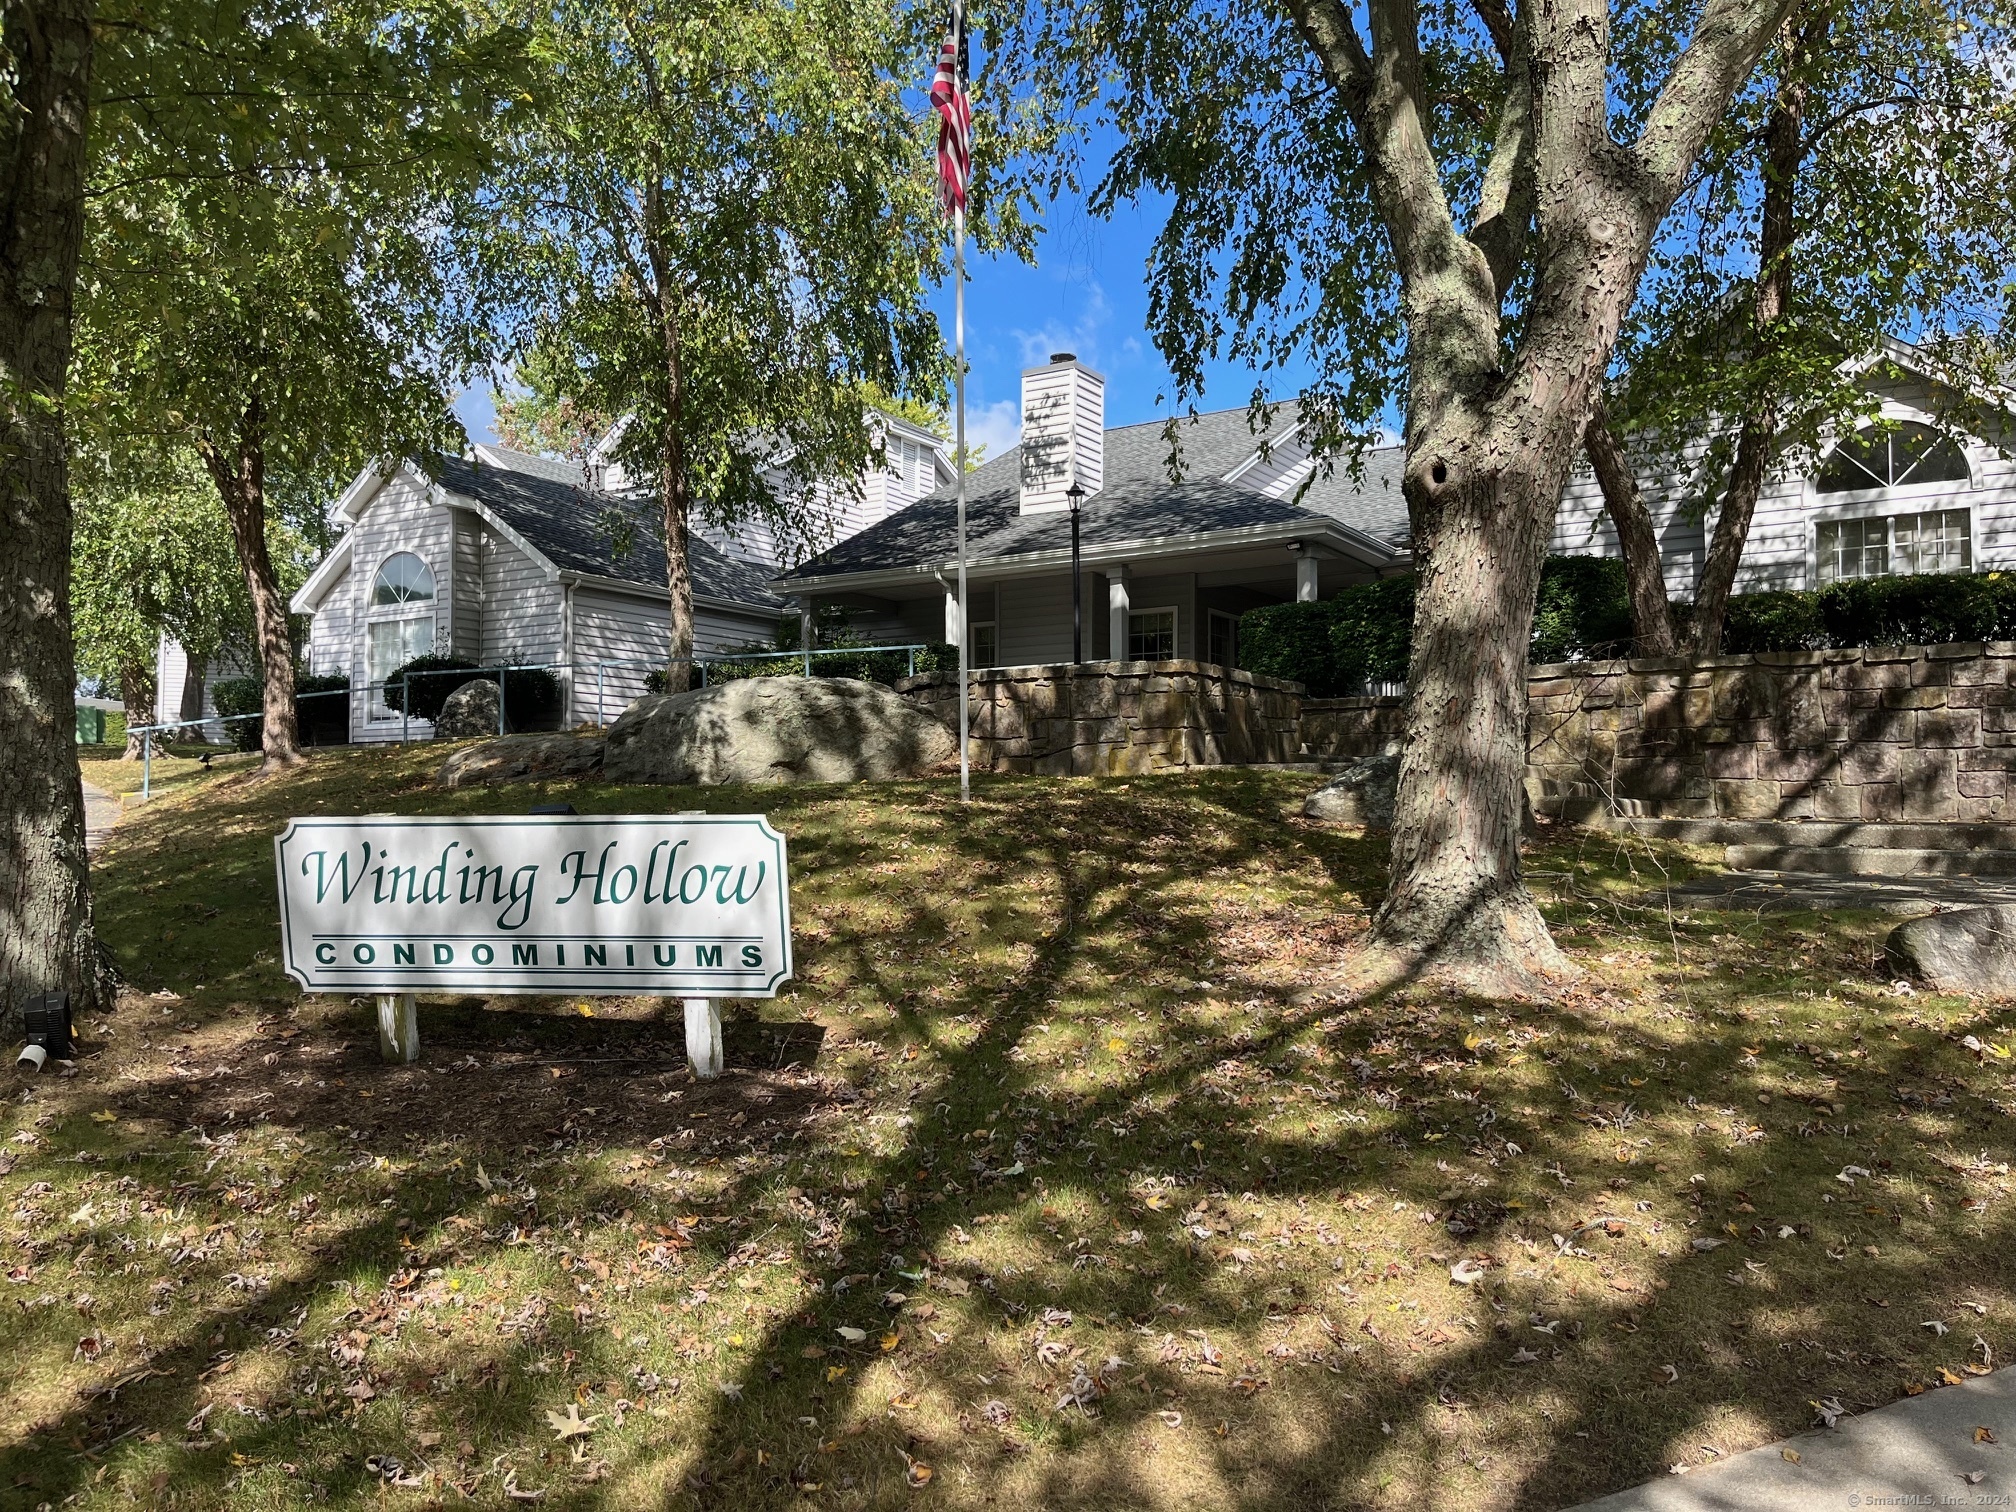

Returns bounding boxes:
[1840,742,1899,785]
[1714,780,1783,820]
[1911,657,1955,686]
[1961,794,2011,822]
[1703,743,1756,779]
[1711,666,1779,722]
[1880,685,1948,710]
[1898,748,1960,820]
[1860,783,1905,821]
[1846,709,1916,744]
[1959,769,2008,801]
[1917,708,1981,748]
[1812,783,1864,820]
[1766,746,1843,784]
[1844,658,1914,690]
[1927,641,1987,660]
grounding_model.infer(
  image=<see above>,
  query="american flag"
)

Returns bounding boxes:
[928,3,970,216]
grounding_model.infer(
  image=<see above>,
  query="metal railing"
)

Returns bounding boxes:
[119,645,942,798]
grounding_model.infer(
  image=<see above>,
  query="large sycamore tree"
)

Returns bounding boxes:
[478,0,948,691]
[1582,0,2016,656]
[0,0,108,1020]
[1006,0,1807,991]
[78,0,519,772]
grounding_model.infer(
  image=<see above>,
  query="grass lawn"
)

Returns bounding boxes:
[6,745,2014,1509]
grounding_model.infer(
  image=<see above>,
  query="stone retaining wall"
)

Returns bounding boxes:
[1298,643,2016,822]
[896,660,1303,776]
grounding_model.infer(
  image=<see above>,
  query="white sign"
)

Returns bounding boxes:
[274,815,791,997]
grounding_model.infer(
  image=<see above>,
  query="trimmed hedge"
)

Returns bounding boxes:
[1241,566,2016,691]
[1238,556,1635,695]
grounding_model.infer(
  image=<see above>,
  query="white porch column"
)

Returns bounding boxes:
[1294,552,1320,603]
[944,582,962,648]
[1107,565,1131,661]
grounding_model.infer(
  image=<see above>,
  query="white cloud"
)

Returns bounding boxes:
[961,398,1021,462]
[1012,282,1115,371]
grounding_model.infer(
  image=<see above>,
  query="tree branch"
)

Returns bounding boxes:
[1631,0,1800,203]
[1467,4,1533,301]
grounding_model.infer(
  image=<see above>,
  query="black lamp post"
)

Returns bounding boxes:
[1066,479,1086,663]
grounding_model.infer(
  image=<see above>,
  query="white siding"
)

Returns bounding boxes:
[1549,433,1715,597]
[478,522,562,670]
[1018,360,1106,514]
[451,511,484,660]
[995,571,1114,665]
[305,562,353,677]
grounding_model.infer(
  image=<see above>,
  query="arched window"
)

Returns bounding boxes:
[1816,422,1970,495]
[372,551,435,605]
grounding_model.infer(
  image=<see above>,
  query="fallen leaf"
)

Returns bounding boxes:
[1781,1449,1801,1464]
[836,1327,867,1344]
[1450,1259,1486,1286]
[545,1404,598,1441]
[1976,1427,1998,1444]
[1923,1320,1950,1337]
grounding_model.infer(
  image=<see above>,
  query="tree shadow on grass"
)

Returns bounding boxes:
[25,758,2016,1509]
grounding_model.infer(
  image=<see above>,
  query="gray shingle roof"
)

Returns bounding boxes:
[436,457,783,613]
[780,403,1410,582]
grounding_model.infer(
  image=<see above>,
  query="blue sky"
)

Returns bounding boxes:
[452,161,1327,462]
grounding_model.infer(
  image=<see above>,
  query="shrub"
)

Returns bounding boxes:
[1238,601,1340,693]
[1530,555,1634,664]
[1816,572,2005,649]
[210,675,265,751]
[297,674,350,746]
[380,656,481,723]
[1240,555,1637,693]
[1328,575,1415,690]
[1717,590,1828,654]
[213,672,353,749]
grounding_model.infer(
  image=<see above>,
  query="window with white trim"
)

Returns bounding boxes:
[367,551,437,718]
[1816,509,1971,584]
[1128,608,1177,661]
[970,621,996,668]
[1815,422,1970,495]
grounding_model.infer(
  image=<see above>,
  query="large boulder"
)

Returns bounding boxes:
[435,678,503,740]
[604,676,957,786]
[1303,755,1400,828]
[1885,905,2016,995]
[436,731,606,789]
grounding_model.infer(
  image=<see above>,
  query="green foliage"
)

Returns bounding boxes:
[76,0,529,515]
[1817,574,2014,649]
[213,671,349,750]
[1716,591,1829,655]
[477,0,956,566]
[1604,0,2016,513]
[379,657,482,723]
[1530,557,1634,665]
[1239,560,1636,693]
[1236,602,1340,695]
[68,455,269,694]
[1328,577,1416,690]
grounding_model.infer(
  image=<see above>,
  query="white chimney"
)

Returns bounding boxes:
[1018,352,1104,514]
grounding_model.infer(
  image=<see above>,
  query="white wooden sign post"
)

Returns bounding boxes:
[274,815,792,1078]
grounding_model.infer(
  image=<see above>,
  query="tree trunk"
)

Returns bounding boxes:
[0,0,111,1023]
[120,658,157,761]
[198,403,304,771]
[1686,18,1809,657]
[179,653,206,723]
[1584,396,1677,655]
[649,252,695,695]
[1372,413,1579,995]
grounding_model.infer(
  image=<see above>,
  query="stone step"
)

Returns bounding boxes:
[1722,845,2016,877]
[1595,816,2016,851]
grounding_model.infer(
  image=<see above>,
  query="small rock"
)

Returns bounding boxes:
[435,679,505,740]
[435,732,607,789]
[1303,755,1400,829]
[1885,905,2016,996]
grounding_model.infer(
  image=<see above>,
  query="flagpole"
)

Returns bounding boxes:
[955,201,970,804]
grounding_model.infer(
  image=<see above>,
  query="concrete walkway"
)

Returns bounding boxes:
[1650,871,2016,916]
[81,779,120,854]
[1565,1367,2014,1511]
